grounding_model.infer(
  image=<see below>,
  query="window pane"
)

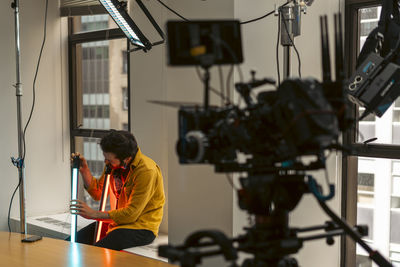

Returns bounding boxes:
[356,255,372,267]
[355,6,400,146]
[357,160,375,240]
[75,38,128,130]
[358,6,381,52]
[72,15,118,34]
[360,7,378,20]
[356,157,400,264]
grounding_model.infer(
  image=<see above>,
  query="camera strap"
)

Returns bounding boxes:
[377,0,400,56]
[357,0,400,66]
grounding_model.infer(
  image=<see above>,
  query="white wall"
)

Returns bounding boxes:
[0,0,70,230]
[130,0,235,265]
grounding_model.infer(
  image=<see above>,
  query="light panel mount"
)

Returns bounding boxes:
[99,0,165,52]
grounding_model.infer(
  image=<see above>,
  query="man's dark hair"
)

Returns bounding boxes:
[100,130,138,161]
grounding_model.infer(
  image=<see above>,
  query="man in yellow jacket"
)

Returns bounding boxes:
[70,130,165,250]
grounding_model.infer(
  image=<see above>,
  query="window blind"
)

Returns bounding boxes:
[60,0,106,16]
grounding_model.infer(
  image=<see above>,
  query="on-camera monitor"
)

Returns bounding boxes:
[167,20,243,66]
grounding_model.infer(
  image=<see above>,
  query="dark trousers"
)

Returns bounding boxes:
[66,222,156,251]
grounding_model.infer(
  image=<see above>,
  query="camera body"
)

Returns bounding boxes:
[176,78,340,171]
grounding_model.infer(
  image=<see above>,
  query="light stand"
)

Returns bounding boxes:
[10,0,27,236]
[11,1,42,243]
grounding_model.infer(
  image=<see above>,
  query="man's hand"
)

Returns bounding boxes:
[70,152,89,173]
[70,199,97,219]
[70,199,112,221]
[70,152,93,189]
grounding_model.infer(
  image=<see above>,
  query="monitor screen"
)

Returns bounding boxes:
[167,20,244,66]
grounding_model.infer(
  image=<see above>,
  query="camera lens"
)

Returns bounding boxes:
[176,137,199,162]
[176,131,207,163]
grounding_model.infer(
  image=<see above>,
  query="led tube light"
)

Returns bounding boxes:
[95,173,111,243]
[70,157,80,243]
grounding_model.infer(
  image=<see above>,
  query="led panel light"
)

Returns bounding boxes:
[98,0,165,52]
[98,0,151,50]
[95,173,111,243]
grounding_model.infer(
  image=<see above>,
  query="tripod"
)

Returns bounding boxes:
[159,170,391,266]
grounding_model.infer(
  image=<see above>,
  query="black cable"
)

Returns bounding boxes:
[225,174,238,190]
[155,0,189,21]
[22,0,48,160]
[195,66,230,104]
[316,199,392,267]
[276,11,281,87]
[8,179,21,232]
[226,65,234,104]
[156,0,291,26]
[218,65,225,106]
[8,0,48,233]
[240,1,291,25]
[281,9,302,78]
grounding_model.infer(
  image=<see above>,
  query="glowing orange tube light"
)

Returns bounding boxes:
[95,173,111,243]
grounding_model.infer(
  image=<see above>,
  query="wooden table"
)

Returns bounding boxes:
[0,231,176,266]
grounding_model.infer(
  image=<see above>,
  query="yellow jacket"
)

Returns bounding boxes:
[86,148,165,236]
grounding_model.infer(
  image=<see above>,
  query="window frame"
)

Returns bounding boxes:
[343,1,400,266]
[68,17,131,149]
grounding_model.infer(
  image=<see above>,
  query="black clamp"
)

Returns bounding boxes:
[11,157,24,168]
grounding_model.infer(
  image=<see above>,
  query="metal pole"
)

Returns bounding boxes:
[12,0,27,235]
[283,46,291,79]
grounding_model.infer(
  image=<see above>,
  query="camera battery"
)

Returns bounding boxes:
[347,53,400,117]
[359,62,400,116]
[347,53,383,104]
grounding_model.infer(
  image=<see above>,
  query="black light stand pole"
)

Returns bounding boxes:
[11,0,27,235]
[203,67,210,111]
[199,56,214,112]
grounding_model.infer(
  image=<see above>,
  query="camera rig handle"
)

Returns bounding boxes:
[158,220,370,267]
[235,74,276,106]
[159,230,238,267]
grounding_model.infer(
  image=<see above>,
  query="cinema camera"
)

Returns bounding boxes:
[158,16,393,267]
